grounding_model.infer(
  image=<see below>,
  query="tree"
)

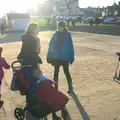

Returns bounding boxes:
[48,0,75,16]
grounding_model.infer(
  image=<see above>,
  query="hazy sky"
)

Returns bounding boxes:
[79,0,119,8]
[0,0,119,16]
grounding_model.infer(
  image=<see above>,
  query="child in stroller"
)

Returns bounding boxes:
[11,61,69,120]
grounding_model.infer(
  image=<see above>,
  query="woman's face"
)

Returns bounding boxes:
[58,26,64,32]
[32,26,40,35]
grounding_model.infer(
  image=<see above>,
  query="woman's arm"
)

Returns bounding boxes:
[69,33,75,61]
[36,37,41,55]
[17,36,24,60]
[47,32,57,62]
[2,58,10,69]
[48,32,57,52]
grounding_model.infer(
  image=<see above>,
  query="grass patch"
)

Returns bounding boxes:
[0,34,8,39]
[38,31,54,39]
[31,18,47,26]
[31,18,114,27]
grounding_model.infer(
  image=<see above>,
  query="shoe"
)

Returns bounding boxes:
[54,81,58,89]
[0,101,4,108]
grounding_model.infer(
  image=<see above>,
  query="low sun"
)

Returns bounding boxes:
[0,0,45,17]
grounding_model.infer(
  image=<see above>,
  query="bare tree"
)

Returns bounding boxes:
[48,0,75,16]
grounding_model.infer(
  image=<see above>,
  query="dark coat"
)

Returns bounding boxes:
[17,33,39,69]
[0,47,10,82]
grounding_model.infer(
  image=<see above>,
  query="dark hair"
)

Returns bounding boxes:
[57,21,68,31]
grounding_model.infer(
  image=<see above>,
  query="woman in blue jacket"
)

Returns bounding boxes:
[47,21,75,94]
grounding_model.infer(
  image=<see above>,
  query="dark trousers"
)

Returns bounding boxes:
[53,63,73,90]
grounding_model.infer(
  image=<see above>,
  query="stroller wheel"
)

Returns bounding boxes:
[14,108,25,120]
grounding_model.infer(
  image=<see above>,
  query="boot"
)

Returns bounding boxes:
[54,81,58,90]
[0,101,4,108]
[0,95,4,108]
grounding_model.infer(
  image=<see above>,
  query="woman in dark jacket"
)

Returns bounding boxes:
[17,22,42,70]
[47,21,75,94]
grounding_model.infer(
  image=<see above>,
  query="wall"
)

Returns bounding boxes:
[11,19,30,30]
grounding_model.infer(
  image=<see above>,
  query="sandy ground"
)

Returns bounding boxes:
[0,32,120,120]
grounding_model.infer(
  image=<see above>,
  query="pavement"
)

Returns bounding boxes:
[1,31,120,120]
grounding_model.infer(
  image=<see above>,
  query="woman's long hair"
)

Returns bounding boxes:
[25,22,38,34]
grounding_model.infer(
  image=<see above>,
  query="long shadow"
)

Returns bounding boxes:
[70,91,90,120]
[0,32,23,43]
[0,29,55,44]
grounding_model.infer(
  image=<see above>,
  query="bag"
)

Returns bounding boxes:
[10,72,19,91]
[15,70,29,95]
[37,80,69,112]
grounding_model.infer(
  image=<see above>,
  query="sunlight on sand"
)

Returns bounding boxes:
[38,31,54,41]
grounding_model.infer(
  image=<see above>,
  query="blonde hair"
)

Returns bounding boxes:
[25,22,38,33]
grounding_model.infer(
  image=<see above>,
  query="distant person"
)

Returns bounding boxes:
[72,17,76,27]
[51,16,57,29]
[95,17,99,25]
[89,18,93,25]
[47,21,75,94]
[0,47,10,108]
[1,24,5,35]
[47,17,51,26]
[66,17,70,28]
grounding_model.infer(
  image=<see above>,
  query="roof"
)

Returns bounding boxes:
[6,13,30,19]
[80,8,102,17]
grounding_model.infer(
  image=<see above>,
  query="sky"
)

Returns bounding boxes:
[79,0,119,8]
[0,0,44,16]
[0,0,119,17]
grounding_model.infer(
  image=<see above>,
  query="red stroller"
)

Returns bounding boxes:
[11,61,69,120]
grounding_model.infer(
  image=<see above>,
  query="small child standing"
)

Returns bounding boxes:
[0,47,10,108]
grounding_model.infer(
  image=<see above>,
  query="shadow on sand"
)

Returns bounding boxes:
[70,91,90,120]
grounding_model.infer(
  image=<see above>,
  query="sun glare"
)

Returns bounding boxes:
[0,0,44,17]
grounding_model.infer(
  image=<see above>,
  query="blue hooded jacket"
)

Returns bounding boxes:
[47,31,74,61]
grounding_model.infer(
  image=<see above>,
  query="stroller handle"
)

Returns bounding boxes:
[11,61,31,70]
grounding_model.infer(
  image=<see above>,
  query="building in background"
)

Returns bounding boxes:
[27,0,85,17]
[102,1,120,16]
[80,6,104,17]
[54,0,85,16]
[5,13,30,31]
